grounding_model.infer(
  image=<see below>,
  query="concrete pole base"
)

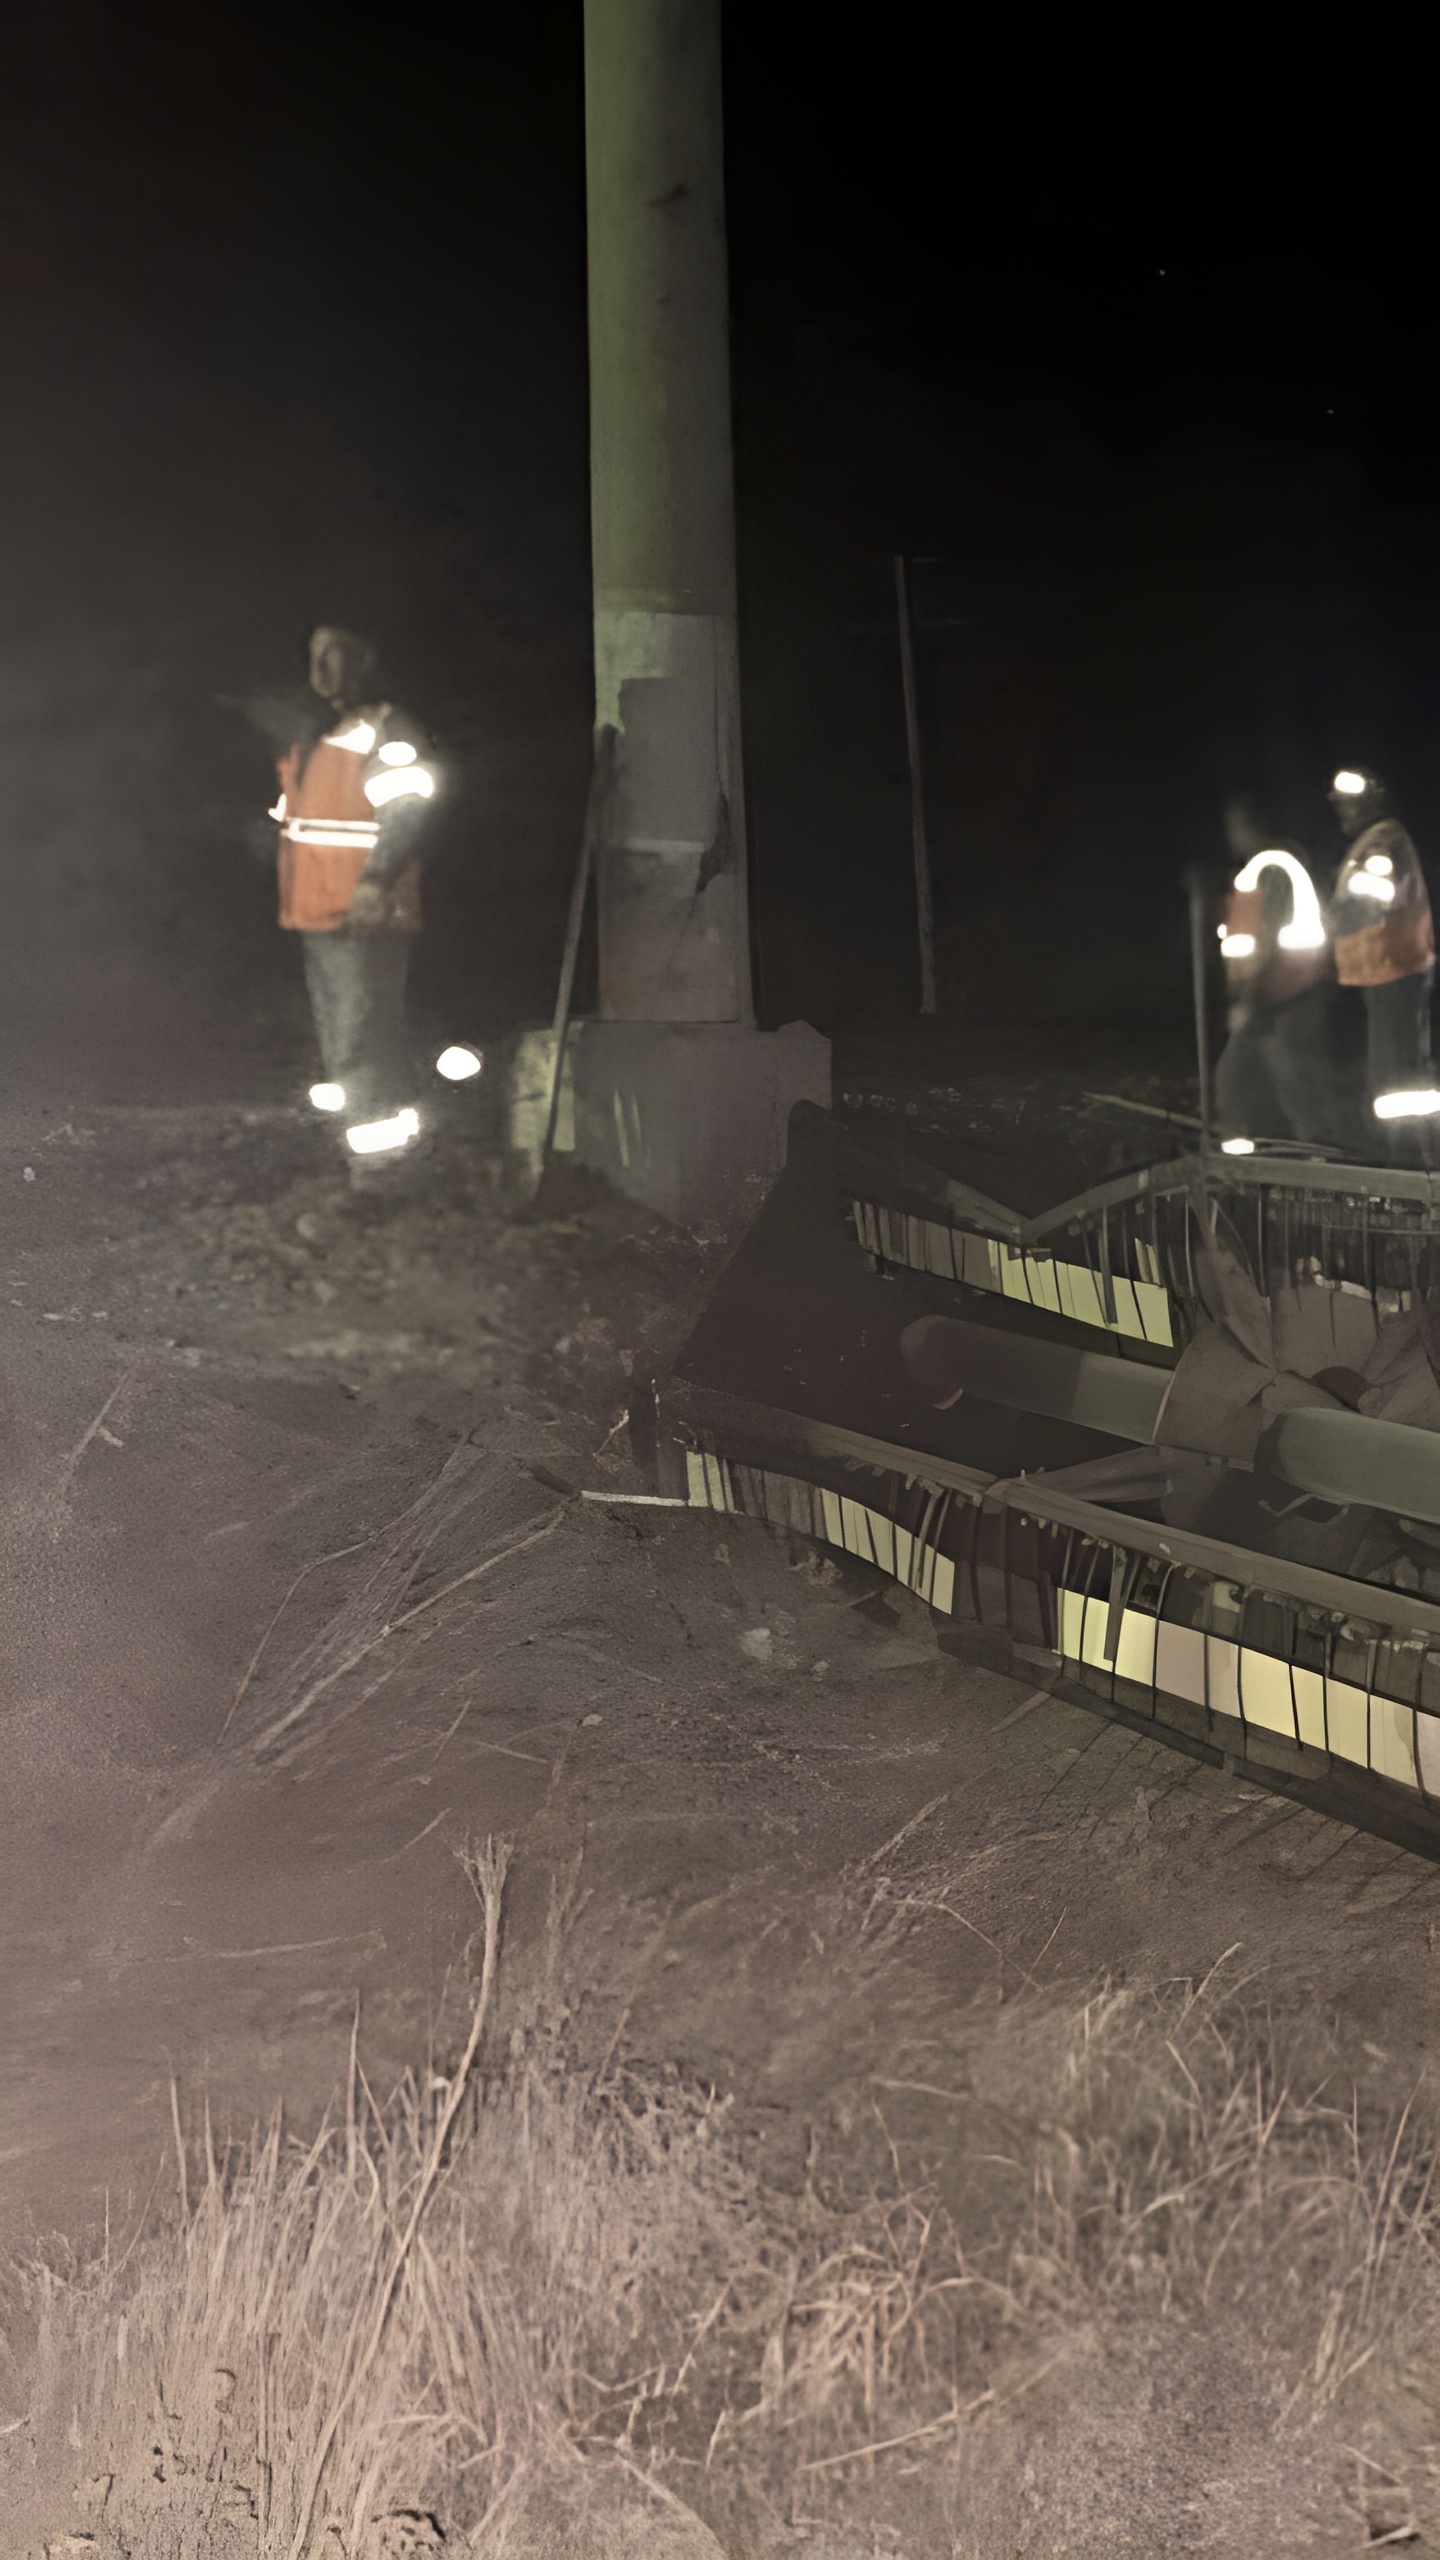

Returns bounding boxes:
[507,1019,831,1231]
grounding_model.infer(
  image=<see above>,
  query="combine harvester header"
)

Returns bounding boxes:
[655,1102,1440,1858]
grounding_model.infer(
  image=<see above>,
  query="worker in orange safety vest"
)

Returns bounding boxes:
[1327,765,1437,1151]
[1212,795,1367,1157]
[270,626,436,1157]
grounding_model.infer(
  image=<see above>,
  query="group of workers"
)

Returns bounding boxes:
[260,634,1434,1177]
[1215,766,1437,1162]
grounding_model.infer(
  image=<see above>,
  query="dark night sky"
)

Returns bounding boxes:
[4,3,1440,1068]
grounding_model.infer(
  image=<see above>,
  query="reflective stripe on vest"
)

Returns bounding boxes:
[280,816,380,848]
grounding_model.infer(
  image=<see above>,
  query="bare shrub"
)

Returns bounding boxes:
[13,1903,1438,2557]
[222,1447,569,1765]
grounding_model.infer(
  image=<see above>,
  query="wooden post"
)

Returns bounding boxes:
[894,554,938,1015]
[540,726,618,1179]
[1185,865,1213,1164]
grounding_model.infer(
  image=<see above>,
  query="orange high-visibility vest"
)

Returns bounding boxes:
[1218,863,1331,1009]
[272,706,426,931]
[1331,820,1435,988]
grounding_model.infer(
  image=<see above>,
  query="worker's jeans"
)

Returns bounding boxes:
[1364,967,1434,1100]
[1364,967,1436,1165]
[1215,981,1369,1156]
[300,928,412,1121]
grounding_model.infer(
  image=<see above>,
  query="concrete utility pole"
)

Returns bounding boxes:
[586,0,748,1022]
[548,0,828,1226]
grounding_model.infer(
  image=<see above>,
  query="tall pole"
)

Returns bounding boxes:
[894,554,937,1015]
[584,0,751,1023]
[1185,866,1213,1164]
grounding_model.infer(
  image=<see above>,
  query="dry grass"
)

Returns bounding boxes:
[222,1443,569,1768]
[1006,1955,1438,2404]
[12,1874,1439,2559]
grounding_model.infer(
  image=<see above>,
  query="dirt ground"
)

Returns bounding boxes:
[2,1067,1439,2556]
